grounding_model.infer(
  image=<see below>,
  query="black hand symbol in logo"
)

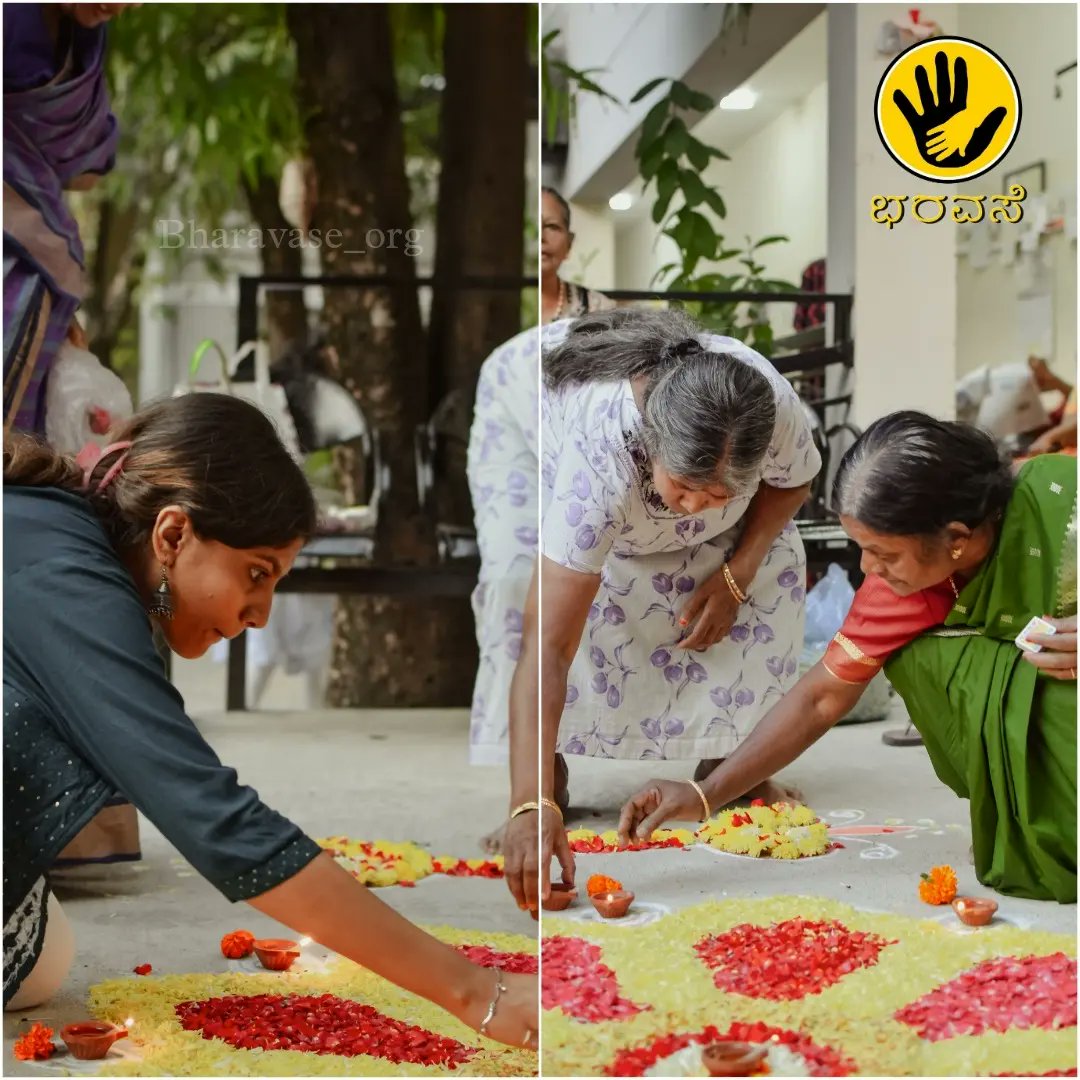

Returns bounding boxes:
[893,51,1007,167]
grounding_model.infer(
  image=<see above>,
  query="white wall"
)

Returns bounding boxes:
[954,3,1077,378]
[562,201,618,292]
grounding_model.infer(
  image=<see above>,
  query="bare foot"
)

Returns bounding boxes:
[739,777,804,806]
[480,820,507,856]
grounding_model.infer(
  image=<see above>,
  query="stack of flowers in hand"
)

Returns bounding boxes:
[696,800,831,859]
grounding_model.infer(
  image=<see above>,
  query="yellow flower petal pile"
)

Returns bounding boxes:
[315,838,503,888]
[569,804,831,860]
[541,896,1076,1078]
[88,926,537,1077]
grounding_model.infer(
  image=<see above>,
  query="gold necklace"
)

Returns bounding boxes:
[948,575,959,599]
[552,279,566,321]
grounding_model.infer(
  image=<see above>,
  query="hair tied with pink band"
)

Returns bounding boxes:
[75,441,133,495]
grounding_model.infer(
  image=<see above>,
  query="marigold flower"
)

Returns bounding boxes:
[919,864,958,905]
[220,930,255,959]
[587,873,623,897]
[14,1023,55,1061]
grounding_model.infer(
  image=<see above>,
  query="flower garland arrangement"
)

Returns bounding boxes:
[567,801,832,861]
[540,896,1076,1078]
[317,838,503,888]
[87,927,538,1076]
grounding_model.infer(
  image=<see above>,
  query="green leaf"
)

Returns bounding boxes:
[637,98,669,158]
[753,234,789,249]
[663,117,689,159]
[679,168,707,208]
[687,88,715,112]
[709,145,731,161]
[691,211,718,260]
[669,81,694,109]
[653,158,680,223]
[631,76,669,104]
[703,187,727,220]
[686,136,710,171]
[640,140,665,183]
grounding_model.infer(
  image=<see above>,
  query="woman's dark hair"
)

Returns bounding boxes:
[544,308,776,494]
[541,186,571,229]
[4,394,318,553]
[832,411,1014,537]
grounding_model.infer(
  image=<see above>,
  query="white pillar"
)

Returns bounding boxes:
[827,4,959,428]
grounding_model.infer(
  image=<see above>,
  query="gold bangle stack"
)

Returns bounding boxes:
[684,778,712,822]
[540,797,564,821]
[722,563,747,604]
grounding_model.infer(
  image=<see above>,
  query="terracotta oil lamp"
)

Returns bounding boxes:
[60,1021,129,1060]
[702,1041,768,1077]
[542,882,578,912]
[590,889,634,919]
[951,896,998,927]
[253,938,301,971]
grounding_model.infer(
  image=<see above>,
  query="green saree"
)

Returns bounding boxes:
[885,454,1077,903]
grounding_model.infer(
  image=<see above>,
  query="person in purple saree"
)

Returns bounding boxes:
[3,4,128,436]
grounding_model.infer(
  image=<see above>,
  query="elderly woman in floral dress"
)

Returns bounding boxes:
[498,309,818,900]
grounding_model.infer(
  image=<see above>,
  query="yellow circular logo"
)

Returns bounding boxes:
[875,37,1021,183]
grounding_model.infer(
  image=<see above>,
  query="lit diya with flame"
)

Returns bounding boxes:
[951,896,999,927]
[587,874,634,919]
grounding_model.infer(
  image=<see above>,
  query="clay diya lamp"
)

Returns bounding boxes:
[60,1021,129,1061]
[542,882,578,912]
[590,889,634,919]
[702,1041,769,1077]
[952,896,998,927]
[253,938,301,971]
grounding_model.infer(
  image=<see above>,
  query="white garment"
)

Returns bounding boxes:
[540,320,822,760]
[466,327,539,765]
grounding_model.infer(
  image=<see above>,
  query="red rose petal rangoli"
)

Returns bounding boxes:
[542,936,648,1022]
[455,945,538,974]
[695,918,896,1001]
[895,953,1077,1041]
[176,993,477,1067]
[606,1021,855,1077]
[568,834,687,854]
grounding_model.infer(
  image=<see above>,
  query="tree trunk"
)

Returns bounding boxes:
[424,4,528,535]
[288,2,477,708]
[242,171,309,358]
[428,4,528,412]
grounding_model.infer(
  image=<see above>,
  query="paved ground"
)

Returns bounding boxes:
[5,658,1074,1075]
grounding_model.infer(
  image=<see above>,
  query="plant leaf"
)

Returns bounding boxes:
[663,116,689,159]
[630,76,669,104]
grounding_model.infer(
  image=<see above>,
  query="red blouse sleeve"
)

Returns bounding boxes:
[822,574,956,684]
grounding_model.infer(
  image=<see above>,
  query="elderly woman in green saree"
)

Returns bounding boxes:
[618,412,1077,904]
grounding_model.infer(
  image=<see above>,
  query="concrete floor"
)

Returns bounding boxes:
[5,659,1075,1076]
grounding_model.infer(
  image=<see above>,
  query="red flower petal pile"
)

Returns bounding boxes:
[175,993,477,1066]
[455,945,539,974]
[541,936,648,1022]
[695,918,896,1000]
[13,1023,56,1061]
[568,834,686,854]
[133,963,153,976]
[605,1021,855,1077]
[433,859,504,879]
[895,953,1077,1041]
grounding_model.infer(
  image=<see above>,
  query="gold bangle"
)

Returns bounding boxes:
[722,563,748,604]
[509,801,539,819]
[685,779,711,822]
[540,797,564,821]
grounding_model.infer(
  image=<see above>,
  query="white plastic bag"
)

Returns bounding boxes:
[175,339,303,462]
[802,563,856,658]
[45,342,133,454]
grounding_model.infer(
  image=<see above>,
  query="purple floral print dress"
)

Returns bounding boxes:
[466,327,539,765]
[541,319,821,761]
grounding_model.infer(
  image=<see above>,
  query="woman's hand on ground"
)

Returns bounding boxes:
[464,968,538,1050]
[541,806,575,900]
[1024,614,1078,680]
[502,812,539,918]
[1028,418,1078,455]
[617,778,703,847]
[678,569,741,651]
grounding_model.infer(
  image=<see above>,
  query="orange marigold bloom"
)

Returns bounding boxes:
[586,873,623,897]
[14,1023,55,1061]
[918,864,958,905]
[220,929,256,959]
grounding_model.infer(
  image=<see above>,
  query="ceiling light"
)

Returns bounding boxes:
[609,192,634,211]
[719,87,757,110]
